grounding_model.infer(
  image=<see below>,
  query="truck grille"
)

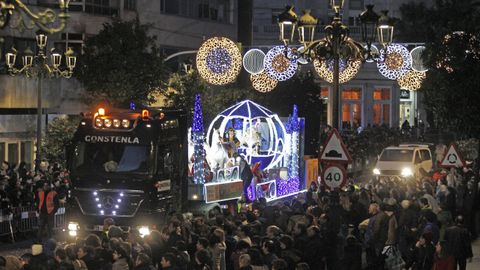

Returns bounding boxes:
[74,189,144,217]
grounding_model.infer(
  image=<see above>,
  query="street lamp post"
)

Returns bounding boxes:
[277,0,394,129]
[5,31,76,171]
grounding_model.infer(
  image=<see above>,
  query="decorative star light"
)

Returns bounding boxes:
[397,70,426,91]
[313,58,361,84]
[250,72,278,93]
[377,43,412,80]
[264,46,298,81]
[196,37,242,85]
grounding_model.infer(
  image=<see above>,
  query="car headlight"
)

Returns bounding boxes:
[373,168,381,175]
[68,222,79,231]
[401,168,413,177]
[138,226,150,238]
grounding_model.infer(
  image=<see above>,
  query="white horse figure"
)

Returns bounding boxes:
[205,128,230,172]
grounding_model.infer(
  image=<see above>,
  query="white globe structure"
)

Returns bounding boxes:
[206,100,287,171]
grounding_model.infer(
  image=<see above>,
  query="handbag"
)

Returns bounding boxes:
[384,246,406,270]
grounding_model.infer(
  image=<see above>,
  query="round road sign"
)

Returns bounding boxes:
[322,164,347,190]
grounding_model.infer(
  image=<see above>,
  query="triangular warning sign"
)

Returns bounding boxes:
[440,144,466,168]
[319,128,352,163]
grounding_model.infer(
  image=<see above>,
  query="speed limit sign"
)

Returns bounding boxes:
[322,164,347,190]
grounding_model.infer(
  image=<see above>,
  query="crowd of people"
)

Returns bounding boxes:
[0,159,476,270]
[0,160,69,213]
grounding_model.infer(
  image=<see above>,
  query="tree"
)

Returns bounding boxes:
[397,0,480,137]
[76,19,167,107]
[41,116,80,165]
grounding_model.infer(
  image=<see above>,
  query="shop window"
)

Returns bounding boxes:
[54,32,84,58]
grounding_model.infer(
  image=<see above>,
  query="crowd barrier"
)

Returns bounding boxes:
[0,205,66,242]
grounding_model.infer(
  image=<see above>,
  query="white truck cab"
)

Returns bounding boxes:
[373,144,433,180]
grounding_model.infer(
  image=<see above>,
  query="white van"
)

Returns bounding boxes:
[373,144,433,180]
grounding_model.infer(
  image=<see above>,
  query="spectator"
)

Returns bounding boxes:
[444,216,473,270]
[161,253,176,270]
[195,249,212,270]
[134,253,155,270]
[432,241,454,270]
[55,248,74,270]
[112,246,131,270]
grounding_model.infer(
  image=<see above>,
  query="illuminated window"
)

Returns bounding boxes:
[320,88,329,98]
[342,88,362,100]
[372,88,391,125]
[373,88,391,100]
[342,88,362,129]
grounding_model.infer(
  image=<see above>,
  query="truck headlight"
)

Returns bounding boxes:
[68,222,79,237]
[401,168,413,177]
[138,226,150,238]
[68,222,79,231]
[373,168,381,175]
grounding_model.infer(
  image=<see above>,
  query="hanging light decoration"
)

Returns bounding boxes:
[397,70,426,91]
[410,46,428,72]
[243,49,265,75]
[313,58,361,83]
[250,72,278,93]
[264,46,298,81]
[377,43,412,80]
[196,37,242,85]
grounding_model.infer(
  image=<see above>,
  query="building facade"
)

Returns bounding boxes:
[250,0,433,130]
[0,0,238,168]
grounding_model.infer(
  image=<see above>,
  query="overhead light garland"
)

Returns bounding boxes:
[250,72,278,93]
[264,46,298,81]
[243,48,265,75]
[313,58,362,84]
[436,31,480,73]
[196,36,242,85]
[397,70,426,91]
[377,43,412,80]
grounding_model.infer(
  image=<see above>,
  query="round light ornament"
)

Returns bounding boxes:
[264,46,298,81]
[363,44,379,63]
[250,72,278,93]
[377,43,412,80]
[243,49,265,75]
[410,46,428,72]
[196,37,242,85]
[397,70,426,91]
[313,58,362,84]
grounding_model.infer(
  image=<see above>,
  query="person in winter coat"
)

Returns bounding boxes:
[195,249,212,270]
[112,246,131,270]
[408,232,435,270]
[444,216,473,270]
[133,253,155,270]
[209,229,227,270]
[432,241,455,270]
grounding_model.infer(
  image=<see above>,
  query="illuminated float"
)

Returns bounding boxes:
[189,99,305,202]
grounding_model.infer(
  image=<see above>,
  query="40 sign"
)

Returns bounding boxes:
[322,164,347,190]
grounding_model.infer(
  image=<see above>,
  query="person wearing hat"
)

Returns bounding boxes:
[222,128,240,158]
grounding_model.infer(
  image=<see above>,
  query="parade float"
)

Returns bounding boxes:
[188,98,305,203]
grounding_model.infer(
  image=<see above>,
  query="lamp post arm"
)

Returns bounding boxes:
[12,0,69,34]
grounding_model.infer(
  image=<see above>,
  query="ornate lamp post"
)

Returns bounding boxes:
[5,31,76,171]
[278,1,394,129]
[0,0,70,33]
